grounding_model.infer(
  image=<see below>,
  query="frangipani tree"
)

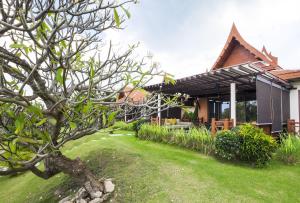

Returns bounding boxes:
[0,0,175,195]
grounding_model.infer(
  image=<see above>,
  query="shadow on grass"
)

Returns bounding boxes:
[39,147,149,203]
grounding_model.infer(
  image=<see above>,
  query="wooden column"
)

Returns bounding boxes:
[211,118,216,136]
[287,119,295,134]
[224,118,229,130]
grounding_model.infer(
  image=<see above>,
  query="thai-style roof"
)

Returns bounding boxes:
[145,23,300,93]
[211,23,280,71]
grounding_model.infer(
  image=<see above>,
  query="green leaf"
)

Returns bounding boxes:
[10,43,32,55]
[6,110,15,118]
[40,21,50,33]
[27,105,43,117]
[10,138,18,153]
[70,122,77,130]
[10,43,26,49]
[16,52,22,57]
[48,118,57,126]
[121,6,131,19]
[113,8,120,27]
[34,128,50,143]
[55,68,64,85]
[108,111,117,124]
[82,101,92,114]
[90,60,95,78]
[163,73,176,85]
[131,80,140,86]
[102,113,107,126]
[15,114,25,134]
[60,40,67,49]
[18,137,42,145]
[36,118,47,126]
[24,46,32,54]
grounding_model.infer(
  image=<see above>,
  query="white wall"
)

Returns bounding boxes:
[290,81,300,122]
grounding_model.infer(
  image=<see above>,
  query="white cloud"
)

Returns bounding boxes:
[104,0,300,81]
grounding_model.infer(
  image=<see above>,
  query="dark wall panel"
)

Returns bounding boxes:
[272,87,282,132]
[256,80,272,124]
[282,90,290,124]
[161,107,181,119]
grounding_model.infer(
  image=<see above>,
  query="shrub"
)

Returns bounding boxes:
[276,135,300,164]
[215,130,241,160]
[215,124,277,166]
[112,121,134,131]
[137,124,214,155]
[132,119,149,134]
[138,124,170,142]
[187,127,214,154]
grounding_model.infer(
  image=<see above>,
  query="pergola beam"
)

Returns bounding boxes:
[145,63,291,96]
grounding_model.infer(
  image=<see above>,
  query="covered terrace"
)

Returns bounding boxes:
[145,62,291,135]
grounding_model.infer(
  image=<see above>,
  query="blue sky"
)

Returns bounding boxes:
[107,0,300,80]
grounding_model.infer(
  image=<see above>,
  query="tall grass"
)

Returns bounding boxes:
[137,124,214,155]
[111,121,134,131]
[276,135,300,164]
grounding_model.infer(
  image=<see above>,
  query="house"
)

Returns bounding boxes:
[117,86,146,104]
[145,24,300,134]
[117,86,147,122]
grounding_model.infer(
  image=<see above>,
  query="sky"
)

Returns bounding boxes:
[106,0,300,82]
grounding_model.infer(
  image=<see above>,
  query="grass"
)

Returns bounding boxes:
[276,135,300,164]
[137,125,214,155]
[0,130,300,202]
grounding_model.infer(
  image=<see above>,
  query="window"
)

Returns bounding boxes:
[245,100,257,123]
[236,100,257,123]
[220,101,230,119]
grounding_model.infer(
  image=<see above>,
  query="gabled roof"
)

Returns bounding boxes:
[117,86,146,103]
[270,69,300,81]
[211,23,281,71]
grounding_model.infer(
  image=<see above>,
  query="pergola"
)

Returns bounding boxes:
[145,62,291,132]
[145,62,290,96]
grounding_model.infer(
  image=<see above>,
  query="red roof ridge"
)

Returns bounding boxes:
[261,45,278,65]
[211,23,280,70]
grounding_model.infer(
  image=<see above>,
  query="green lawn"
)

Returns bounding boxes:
[1,130,300,203]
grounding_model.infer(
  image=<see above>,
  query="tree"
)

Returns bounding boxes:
[0,0,175,195]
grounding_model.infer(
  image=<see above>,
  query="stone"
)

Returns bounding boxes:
[54,188,64,198]
[90,191,102,199]
[101,193,110,201]
[58,196,73,203]
[89,198,103,203]
[75,199,87,203]
[84,181,95,194]
[104,179,115,193]
[76,187,88,199]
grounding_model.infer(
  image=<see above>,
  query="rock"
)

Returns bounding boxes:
[76,187,88,199]
[90,191,102,199]
[75,199,87,203]
[58,195,73,203]
[89,198,103,203]
[101,193,110,201]
[54,188,64,198]
[104,179,115,193]
[84,181,94,194]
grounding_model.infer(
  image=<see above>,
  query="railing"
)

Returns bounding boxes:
[211,118,234,136]
[151,117,234,135]
[151,117,160,125]
[287,119,300,134]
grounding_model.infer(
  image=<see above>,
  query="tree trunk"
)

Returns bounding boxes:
[45,153,104,193]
